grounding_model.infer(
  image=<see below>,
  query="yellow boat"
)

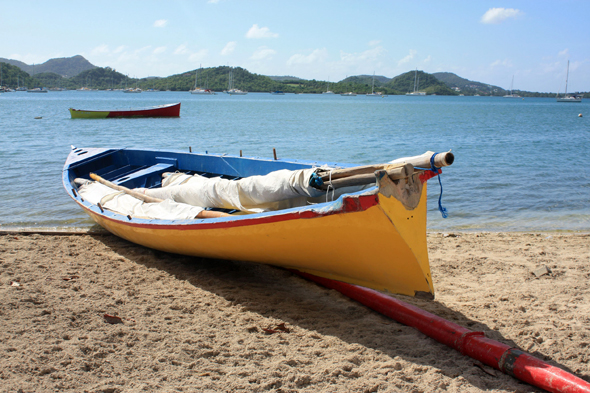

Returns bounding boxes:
[63,147,453,298]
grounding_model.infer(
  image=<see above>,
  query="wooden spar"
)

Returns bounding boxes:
[389,151,454,169]
[316,151,454,184]
[89,173,164,203]
[87,173,230,218]
[318,162,407,182]
[318,163,414,190]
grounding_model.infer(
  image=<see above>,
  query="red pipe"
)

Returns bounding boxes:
[295,272,590,393]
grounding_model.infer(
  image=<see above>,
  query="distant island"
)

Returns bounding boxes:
[0,55,583,97]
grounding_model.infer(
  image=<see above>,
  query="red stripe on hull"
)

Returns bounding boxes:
[105,103,180,118]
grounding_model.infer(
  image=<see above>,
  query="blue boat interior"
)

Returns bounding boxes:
[67,148,322,215]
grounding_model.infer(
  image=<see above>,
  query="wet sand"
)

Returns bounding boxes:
[1,231,588,392]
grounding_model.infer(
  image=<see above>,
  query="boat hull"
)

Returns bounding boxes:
[556,96,583,103]
[69,103,180,118]
[190,89,216,95]
[63,148,437,298]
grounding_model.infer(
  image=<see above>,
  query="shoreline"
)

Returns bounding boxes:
[1,231,589,392]
[2,227,589,235]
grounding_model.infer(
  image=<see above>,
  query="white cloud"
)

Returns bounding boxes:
[208,0,220,3]
[490,58,513,68]
[398,49,417,66]
[340,46,385,65]
[369,40,381,47]
[153,47,166,55]
[424,55,432,63]
[153,19,168,28]
[113,46,126,54]
[558,49,569,57]
[135,46,152,55]
[251,46,276,60]
[91,44,110,55]
[287,48,328,65]
[221,41,237,55]
[480,8,522,24]
[246,24,278,39]
[188,49,209,62]
[174,44,189,55]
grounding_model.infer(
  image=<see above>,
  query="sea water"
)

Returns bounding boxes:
[1,91,588,231]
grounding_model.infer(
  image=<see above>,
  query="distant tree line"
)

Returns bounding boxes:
[0,62,41,88]
[2,61,586,96]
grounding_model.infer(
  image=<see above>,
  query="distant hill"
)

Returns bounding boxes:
[340,74,391,86]
[27,66,461,94]
[0,55,96,77]
[387,71,456,95]
[432,72,505,95]
[267,75,307,82]
[0,53,567,95]
[3,55,499,95]
[0,62,40,88]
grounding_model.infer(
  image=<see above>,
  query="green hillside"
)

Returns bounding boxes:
[341,74,391,86]
[2,53,470,95]
[267,75,307,82]
[432,72,505,96]
[2,54,582,95]
[30,67,462,94]
[0,62,41,89]
[388,71,456,95]
[0,55,96,77]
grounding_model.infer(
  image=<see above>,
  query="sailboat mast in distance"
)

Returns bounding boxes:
[556,60,583,102]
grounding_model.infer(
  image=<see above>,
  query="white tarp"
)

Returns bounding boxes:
[78,181,204,220]
[138,168,326,213]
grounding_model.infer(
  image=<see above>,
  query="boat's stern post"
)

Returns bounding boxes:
[374,168,435,298]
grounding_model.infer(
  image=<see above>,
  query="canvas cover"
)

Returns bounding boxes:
[139,168,326,213]
[78,182,204,220]
[77,165,384,220]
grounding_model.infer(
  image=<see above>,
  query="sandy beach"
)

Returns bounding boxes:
[1,231,588,392]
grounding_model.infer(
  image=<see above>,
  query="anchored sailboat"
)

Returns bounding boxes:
[406,69,426,96]
[225,68,248,95]
[556,61,583,103]
[503,76,521,98]
[366,72,384,97]
[323,78,334,94]
[190,65,216,95]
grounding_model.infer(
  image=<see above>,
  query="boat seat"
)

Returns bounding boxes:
[114,163,176,189]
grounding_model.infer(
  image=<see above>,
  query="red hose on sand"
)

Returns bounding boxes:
[295,272,590,393]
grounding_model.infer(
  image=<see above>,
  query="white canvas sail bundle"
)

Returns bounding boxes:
[139,168,325,213]
[78,182,205,220]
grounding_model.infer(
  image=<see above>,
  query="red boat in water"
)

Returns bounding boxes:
[69,102,180,119]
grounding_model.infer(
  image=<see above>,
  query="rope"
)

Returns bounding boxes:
[429,153,448,219]
[326,169,335,202]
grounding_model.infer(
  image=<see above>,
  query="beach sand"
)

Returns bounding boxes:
[1,231,588,392]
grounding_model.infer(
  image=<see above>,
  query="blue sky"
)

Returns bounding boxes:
[2,0,589,92]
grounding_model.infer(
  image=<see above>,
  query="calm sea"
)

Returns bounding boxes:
[1,91,588,232]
